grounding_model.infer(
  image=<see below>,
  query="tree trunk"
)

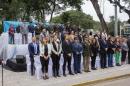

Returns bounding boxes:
[50,0,56,22]
[25,8,31,21]
[40,10,43,22]
[90,0,109,33]
[41,9,45,22]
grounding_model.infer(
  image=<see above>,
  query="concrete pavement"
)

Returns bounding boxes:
[0,64,130,86]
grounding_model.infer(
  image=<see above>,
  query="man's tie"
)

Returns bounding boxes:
[34,43,37,55]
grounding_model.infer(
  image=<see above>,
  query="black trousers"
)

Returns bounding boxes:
[22,34,28,44]
[121,50,127,62]
[100,52,107,68]
[9,34,14,44]
[30,56,34,75]
[91,54,97,68]
[51,54,60,76]
[40,56,49,73]
[73,54,81,73]
[128,51,130,64]
[63,54,72,74]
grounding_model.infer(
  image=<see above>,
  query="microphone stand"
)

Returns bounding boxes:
[1,19,4,86]
[1,59,4,86]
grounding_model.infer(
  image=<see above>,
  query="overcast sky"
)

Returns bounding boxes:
[46,0,129,22]
[82,0,129,22]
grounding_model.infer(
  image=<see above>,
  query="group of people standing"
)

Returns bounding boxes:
[28,26,130,80]
[8,22,37,44]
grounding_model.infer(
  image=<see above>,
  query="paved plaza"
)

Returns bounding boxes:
[0,64,130,86]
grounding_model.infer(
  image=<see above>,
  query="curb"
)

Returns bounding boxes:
[73,73,130,86]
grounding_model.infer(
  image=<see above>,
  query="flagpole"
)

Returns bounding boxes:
[115,0,118,36]
[1,15,4,86]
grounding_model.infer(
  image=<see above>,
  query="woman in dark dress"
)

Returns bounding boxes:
[90,37,99,70]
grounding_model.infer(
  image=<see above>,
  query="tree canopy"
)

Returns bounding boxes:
[0,0,83,21]
[52,10,95,29]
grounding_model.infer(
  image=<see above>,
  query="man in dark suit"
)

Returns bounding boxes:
[62,36,74,77]
[127,36,130,64]
[28,37,40,76]
[99,35,108,69]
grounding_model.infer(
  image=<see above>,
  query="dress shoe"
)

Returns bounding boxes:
[57,75,61,77]
[116,63,121,66]
[53,74,57,78]
[31,74,34,76]
[104,66,107,68]
[31,72,34,76]
[84,70,89,72]
[75,73,77,74]
[91,68,97,70]
[43,76,46,80]
[86,70,91,72]
[110,65,114,67]
[63,74,67,77]
[69,73,74,75]
[78,71,82,74]
[45,75,49,79]
[74,71,77,74]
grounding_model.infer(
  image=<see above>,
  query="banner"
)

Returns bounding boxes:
[3,21,55,32]
[3,21,29,32]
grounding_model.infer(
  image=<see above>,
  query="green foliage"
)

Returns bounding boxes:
[108,16,115,35]
[93,21,102,31]
[51,16,63,23]
[107,16,122,36]
[63,0,83,10]
[0,0,25,20]
[0,0,83,21]
[52,10,94,29]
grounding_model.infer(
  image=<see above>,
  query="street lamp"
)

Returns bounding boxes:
[114,0,118,36]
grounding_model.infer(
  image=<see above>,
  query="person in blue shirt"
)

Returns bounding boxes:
[72,37,83,74]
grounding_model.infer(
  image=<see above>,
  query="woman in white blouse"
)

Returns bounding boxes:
[40,37,51,80]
